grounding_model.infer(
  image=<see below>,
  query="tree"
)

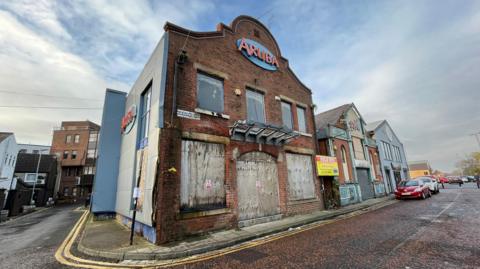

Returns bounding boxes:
[455,152,480,176]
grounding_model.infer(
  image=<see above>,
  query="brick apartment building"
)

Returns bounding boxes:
[92,15,323,244]
[50,121,100,200]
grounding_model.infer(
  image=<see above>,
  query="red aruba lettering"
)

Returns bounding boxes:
[238,38,279,68]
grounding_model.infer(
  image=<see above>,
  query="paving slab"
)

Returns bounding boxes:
[77,196,394,261]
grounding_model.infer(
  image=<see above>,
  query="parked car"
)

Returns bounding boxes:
[439,177,449,184]
[461,177,469,183]
[466,176,475,182]
[448,177,462,184]
[417,176,439,194]
[395,179,431,200]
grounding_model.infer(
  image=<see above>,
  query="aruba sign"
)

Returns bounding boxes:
[121,105,137,134]
[237,38,279,71]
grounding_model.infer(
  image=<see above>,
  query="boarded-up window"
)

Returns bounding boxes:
[353,137,365,160]
[180,140,226,211]
[286,153,316,200]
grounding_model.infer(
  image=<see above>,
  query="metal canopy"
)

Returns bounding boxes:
[230,120,300,145]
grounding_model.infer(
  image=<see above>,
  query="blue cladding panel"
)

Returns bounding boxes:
[91,89,126,214]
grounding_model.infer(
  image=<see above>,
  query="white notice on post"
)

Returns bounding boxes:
[133,187,140,198]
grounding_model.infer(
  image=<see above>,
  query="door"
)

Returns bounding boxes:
[236,152,280,222]
[357,168,374,200]
[385,169,394,193]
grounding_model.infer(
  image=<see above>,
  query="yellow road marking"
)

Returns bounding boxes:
[56,200,397,268]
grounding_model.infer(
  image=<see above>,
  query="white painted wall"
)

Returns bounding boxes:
[0,134,18,206]
[17,144,50,154]
[115,33,168,226]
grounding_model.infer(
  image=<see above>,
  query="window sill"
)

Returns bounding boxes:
[294,131,312,137]
[287,197,318,205]
[195,108,230,119]
[178,208,231,220]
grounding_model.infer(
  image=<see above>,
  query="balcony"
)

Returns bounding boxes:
[78,174,94,186]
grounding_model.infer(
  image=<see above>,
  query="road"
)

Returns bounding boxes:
[0,183,478,269]
[174,183,480,269]
[0,204,82,269]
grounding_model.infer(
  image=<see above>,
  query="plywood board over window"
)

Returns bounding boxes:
[180,140,226,212]
[286,153,316,200]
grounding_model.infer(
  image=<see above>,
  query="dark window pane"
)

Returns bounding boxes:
[246,89,265,123]
[197,73,224,113]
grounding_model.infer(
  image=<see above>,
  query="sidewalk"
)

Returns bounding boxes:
[77,196,396,261]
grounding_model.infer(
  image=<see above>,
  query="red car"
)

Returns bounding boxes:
[395,179,431,200]
[439,177,449,184]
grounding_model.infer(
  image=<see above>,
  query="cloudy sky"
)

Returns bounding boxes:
[0,0,479,172]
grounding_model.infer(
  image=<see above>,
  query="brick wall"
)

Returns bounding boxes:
[153,16,323,243]
[332,138,354,184]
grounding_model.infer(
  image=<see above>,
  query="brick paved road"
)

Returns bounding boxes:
[174,183,480,269]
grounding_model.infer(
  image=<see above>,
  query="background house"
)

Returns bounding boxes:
[366,120,409,193]
[0,132,18,210]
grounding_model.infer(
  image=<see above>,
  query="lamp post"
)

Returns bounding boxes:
[30,149,49,205]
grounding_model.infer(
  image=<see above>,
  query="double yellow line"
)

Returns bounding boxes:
[55,200,397,268]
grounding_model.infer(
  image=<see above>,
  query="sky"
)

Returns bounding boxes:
[0,0,479,172]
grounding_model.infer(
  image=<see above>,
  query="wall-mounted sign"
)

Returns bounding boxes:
[121,105,137,134]
[316,155,339,176]
[177,109,200,120]
[237,38,279,71]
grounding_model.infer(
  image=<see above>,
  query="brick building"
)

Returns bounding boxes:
[50,121,100,200]
[316,103,385,208]
[93,15,323,244]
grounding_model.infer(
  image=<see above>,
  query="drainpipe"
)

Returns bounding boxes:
[170,50,188,125]
[311,105,326,208]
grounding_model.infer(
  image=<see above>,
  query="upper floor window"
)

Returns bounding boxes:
[74,134,80,143]
[197,72,224,113]
[63,150,69,159]
[32,150,39,154]
[246,89,265,123]
[382,141,392,160]
[139,85,152,148]
[87,149,96,159]
[281,101,293,129]
[71,150,77,159]
[296,106,307,133]
[66,135,72,143]
[19,149,27,154]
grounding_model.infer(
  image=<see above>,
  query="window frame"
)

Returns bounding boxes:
[66,135,72,143]
[245,88,266,123]
[63,150,69,159]
[74,134,80,143]
[71,150,77,159]
[296,106,307,133]
[138,84,152,149]
[196,72,224,113]
[281,101,294,130]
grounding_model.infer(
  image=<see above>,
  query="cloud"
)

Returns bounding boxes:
[0,0,213,145]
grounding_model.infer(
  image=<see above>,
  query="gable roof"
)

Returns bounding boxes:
[315,104,351,130]
[0,132,13,143]
[365,120,385,132]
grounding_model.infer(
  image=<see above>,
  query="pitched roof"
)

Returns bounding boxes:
[314,104,351,130]
[14,153,57,173]
[408,161,431,171]
[365,120,385,132]
[0,132,13,143]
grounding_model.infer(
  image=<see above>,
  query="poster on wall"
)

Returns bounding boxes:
[135,149,148,212]
[316,155,339,176]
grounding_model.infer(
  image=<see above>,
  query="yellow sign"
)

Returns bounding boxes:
[410,170,430,178]
[316,155,339,176]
